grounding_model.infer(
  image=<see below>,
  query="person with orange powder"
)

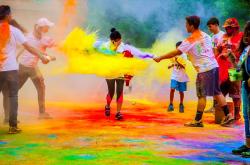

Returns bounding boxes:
[154,16,233,127]
[3,18,56,123]
[0,5,49,134]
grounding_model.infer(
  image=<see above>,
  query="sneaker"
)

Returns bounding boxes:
[105,105,110,117]
[8,127,22,134]
[232,145,249,155]
[39,112,52,119]
[204,107,215,113]
[115,112,123,120]
[220,114,234,127]
[168,104,174,112]
[179,104,184,113]
[241,149,250,158]
[184,120,204,127]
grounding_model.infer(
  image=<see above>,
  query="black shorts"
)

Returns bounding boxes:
[196,67,221,97]
[220,79,241,99]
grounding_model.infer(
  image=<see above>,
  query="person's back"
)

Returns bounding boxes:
[178,30,218,73]
[1,25,26,71]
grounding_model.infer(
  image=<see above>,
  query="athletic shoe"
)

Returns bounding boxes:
[184,120,204,127]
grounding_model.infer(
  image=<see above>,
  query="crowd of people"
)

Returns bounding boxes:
[0,4,250,157]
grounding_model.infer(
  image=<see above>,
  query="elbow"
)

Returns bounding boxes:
[176,49,182,55]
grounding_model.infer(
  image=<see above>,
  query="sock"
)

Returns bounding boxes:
[195,111,203,121]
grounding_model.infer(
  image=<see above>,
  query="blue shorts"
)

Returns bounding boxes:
[170,79,187,92]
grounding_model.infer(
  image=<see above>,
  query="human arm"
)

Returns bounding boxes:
[153,49,182,63]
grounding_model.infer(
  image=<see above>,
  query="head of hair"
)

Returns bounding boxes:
[186,15,200,29]
[207,17,219,26]
[0,5,11,21]
[109,28,121,40]
[176,41,182,47]
[239,21,250,54]
[9,19,27,33]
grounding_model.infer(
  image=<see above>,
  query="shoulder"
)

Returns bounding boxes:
[219,31,225,35]
[238,31,244,37]
[201,31,211,38]
[10,25,25,37]
[10,25,20,33]
[116,42,126,51]
[186,30,203,43]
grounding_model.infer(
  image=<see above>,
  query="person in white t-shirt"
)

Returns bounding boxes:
[95,28,154,120]
[154,15,234,127]
[0,5,50,134]
[205,17,225,113]
[207,17,225,49]
[167,41,189,113]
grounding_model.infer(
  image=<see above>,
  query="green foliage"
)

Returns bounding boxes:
[85,0,250,47]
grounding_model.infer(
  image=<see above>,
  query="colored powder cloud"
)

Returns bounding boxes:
[58,27,151,79]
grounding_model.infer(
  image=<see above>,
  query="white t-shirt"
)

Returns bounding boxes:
[100,41,154,58]
[0,25,27,71]
[19,33,54,67]
[211,30,224,47]
[171,54,189,82]
[178,30,218,73]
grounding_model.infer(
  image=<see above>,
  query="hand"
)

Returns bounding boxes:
[48,55,56,61]
[222,52,228,57]
[153,57,161,63]
[168,64,174,69]
[41,56,50,64]
[217,53,227,59]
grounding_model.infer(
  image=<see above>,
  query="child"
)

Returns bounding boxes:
[168,41,189,113]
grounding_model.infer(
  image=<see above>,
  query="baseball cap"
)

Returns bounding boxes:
[36,18,54,27]
[223,18,240,28]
